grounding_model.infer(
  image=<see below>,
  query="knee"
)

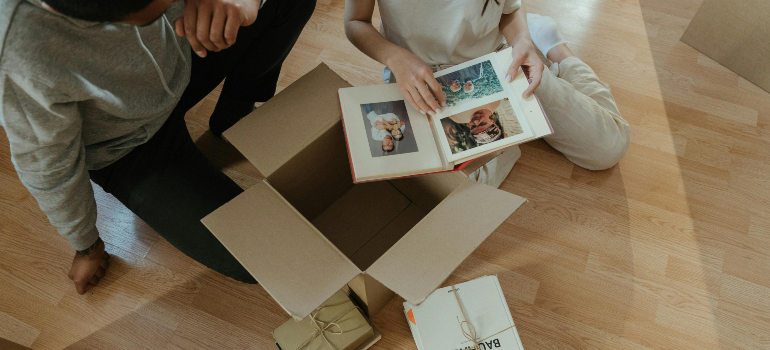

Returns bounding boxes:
[581,152,625,171]
[579,128,630,171]
[291,0,317,24]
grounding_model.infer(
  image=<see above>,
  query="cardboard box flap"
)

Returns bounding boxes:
[364,180,526,305]
[350,204,427,270]
[312,181,411,258]
[389,171,468,213]
[201,181,361,318]
[222,64,352,177]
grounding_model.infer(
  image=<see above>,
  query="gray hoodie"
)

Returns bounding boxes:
[0,0,191,250]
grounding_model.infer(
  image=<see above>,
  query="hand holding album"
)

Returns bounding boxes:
[339,48,553,183]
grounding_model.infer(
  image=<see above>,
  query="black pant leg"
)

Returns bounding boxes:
[90,108,256,284]
[173,0,314,113]
[207,0,317,135]
[217,0,317,103]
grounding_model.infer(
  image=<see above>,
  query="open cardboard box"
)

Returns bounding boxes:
[201,64,527,320]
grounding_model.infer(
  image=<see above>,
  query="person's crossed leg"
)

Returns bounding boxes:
[527,13,630,170]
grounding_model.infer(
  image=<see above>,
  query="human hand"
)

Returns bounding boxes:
[386,50,446,115]
[68,236,110,295]
[374,121,388,130]
[505,38,545,98]
[174,0,261,57]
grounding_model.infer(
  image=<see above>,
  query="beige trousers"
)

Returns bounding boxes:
[535,56,630,171]
[385,56,630,188]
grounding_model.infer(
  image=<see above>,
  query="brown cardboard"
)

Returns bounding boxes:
[681,0,770,93]
[203,64,527,320]
[344,204,427,316]
[266,121,354,220]
[389,171,469,212]
[348,274,395,318]
[365,180,526,304]
[222,64,352,177]
[312,181,410,258]
[351,204,427,270]
[201,181,361,318]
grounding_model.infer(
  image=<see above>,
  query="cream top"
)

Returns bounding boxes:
[378,0,522,65]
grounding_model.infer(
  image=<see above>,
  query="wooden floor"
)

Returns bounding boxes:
[2,0,769,349]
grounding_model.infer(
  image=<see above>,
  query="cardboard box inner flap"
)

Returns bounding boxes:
[311,181,411,266]
[266,121,354,220]
[204,64,527,319]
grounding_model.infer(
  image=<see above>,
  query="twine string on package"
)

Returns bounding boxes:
[297,300,362,350]
[452,284,515,350]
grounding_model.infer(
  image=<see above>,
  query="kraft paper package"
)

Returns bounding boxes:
[273,290,373,350]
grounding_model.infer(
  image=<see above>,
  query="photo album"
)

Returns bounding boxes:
[339,48,553,183]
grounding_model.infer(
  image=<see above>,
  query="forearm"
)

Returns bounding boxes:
[17,145,100,250]
[2,76,99,251]
[500,9,531,47]
[343,0,407,67]
[344,19,408,67]
[344,0,444,112]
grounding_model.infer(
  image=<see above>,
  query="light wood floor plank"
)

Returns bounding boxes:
[1,0,769,349]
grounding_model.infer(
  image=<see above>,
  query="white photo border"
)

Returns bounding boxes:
[431,54,535,163]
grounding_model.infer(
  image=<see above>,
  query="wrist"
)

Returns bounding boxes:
[509,32,533,47]
[76,236,102,256]
[382,47,408,69]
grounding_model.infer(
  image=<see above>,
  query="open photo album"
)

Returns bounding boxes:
[339,48,553,183]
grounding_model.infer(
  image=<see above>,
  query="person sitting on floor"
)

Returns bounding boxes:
[0,0,317,294]
[344,0,631,185]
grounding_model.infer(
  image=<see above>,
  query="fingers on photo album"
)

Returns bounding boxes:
[339,48,552,183]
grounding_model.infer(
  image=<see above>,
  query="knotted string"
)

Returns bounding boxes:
[452,285,515,350]
[296,299,361,350]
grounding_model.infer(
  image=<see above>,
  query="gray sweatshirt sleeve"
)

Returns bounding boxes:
[1,74,99,251]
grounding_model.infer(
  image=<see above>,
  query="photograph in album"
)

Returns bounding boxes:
[360,100,419,158]
[436,60,504,109]
[439,98,523,155]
